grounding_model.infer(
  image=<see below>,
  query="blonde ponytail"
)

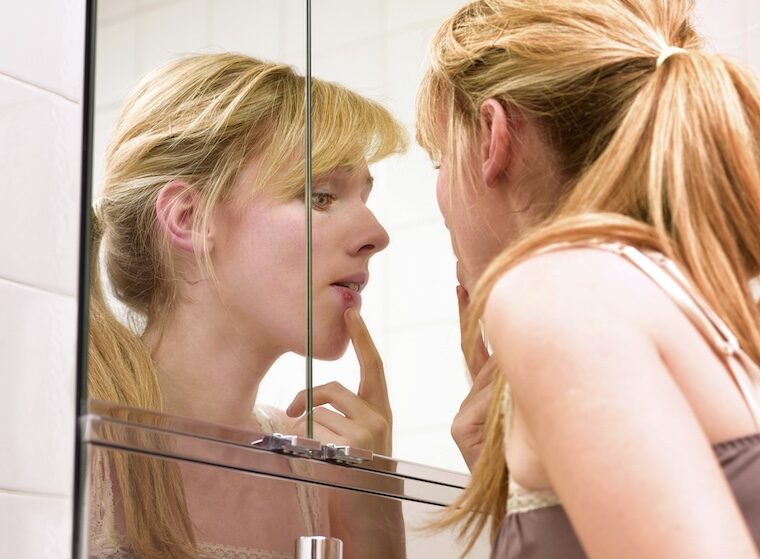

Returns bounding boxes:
[418,0,760,553]
[89,205,197,558]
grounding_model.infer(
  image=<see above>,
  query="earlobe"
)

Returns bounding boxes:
[155,181,206,254]
[479,99,510,188]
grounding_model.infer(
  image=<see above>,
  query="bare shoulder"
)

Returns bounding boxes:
[482,248,760,559]
[484,246,668,347]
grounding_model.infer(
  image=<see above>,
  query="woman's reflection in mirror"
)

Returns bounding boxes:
[88,53,406,558]
[417,1,760,558]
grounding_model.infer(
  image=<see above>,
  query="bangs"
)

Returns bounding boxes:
[311,80,408,176]
[256,77,408,200]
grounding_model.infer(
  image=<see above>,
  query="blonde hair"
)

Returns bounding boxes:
[89,52,406,558]
[417,0,760,554]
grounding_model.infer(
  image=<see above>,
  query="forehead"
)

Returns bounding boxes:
[315,164,373,185]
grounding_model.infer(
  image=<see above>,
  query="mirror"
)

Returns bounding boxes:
[308,1,471,472]
[91,0,309,430]
[89,0,471,508]
[83,1,482,556]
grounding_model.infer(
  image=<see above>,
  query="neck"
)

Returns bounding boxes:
[143,295,280,429]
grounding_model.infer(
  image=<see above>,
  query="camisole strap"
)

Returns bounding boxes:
[535,240,760,430]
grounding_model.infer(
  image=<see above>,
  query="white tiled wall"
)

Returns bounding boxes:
[0,0,85,556]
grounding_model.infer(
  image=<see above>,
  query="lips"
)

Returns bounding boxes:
[332,281,362,292]
[330,272,369,293]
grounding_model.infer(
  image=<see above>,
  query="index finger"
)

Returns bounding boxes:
[457,285,490,379]
[345,307,389,409]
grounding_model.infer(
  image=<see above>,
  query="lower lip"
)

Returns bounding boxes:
[330,285,362,308]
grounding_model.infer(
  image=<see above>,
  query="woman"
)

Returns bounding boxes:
[417,1,760,557]
[88,52,406,558]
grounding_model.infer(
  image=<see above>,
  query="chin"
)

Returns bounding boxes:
[312,335,350,361]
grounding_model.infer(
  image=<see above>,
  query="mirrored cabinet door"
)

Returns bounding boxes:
[307,0,472,472]
[90,0,310,430]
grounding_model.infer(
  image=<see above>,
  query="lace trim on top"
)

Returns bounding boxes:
[88,444,117,552]
[502,240,760,516]
[91,543,292,559]
[88,406,322,558]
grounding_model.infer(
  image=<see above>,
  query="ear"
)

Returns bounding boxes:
[155,181,209,254]
[479,99,510,188]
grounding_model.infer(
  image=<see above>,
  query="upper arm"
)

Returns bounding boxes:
[483,249,758,559]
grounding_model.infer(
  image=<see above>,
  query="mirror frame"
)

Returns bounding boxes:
[73,0,97,555]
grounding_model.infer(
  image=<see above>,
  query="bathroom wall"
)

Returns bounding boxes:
[0,0,85,556]
[1,1,759,557]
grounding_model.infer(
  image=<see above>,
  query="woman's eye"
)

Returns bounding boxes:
[432,163,441,171]
[311,192,336,210]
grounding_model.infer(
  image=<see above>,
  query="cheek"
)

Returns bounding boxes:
[216,202,308,335]
[436,170,450,222]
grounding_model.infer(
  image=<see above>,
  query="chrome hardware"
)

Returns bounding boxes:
[253,433,322,457]
[251,434,374,464]
[295,536,343,559]
[322,443,373,465]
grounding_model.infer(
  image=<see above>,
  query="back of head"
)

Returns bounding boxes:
[418,0,760,551]
[88,52,406,558]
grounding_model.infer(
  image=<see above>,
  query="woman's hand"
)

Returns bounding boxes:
[451,285,498,471]
[286,308,403,559]
[286,307,393,456]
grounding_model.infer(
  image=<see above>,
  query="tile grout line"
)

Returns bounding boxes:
[0,276,76,300]
[0,71,80,105]
[0,487,69,500]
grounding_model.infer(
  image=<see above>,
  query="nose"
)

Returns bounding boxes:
[349,207,390,256]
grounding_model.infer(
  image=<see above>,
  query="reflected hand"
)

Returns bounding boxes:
[452,285,497,471]
[287,308,393,456]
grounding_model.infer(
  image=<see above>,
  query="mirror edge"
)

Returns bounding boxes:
[73,0,97,557]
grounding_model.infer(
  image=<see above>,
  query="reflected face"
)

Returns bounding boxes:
[310,165,389,358]
[212,159,388,361]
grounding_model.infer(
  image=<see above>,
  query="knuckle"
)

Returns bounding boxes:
[327,381,344,391]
